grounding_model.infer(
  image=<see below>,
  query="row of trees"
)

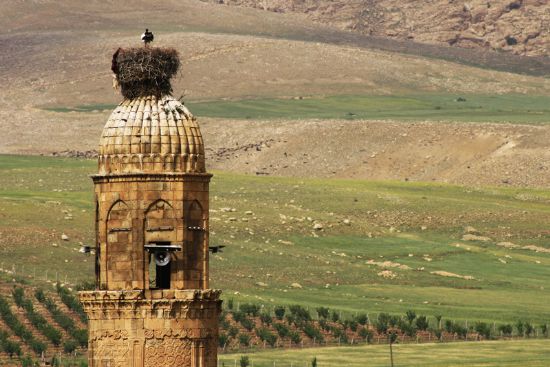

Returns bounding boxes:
[0,328,22,358]
[222,301,549,350]
[0,295,46,354]
[55,285,87,323]
[35,288,88,351]
[12,287,63,346]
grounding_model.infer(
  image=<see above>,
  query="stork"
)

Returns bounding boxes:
[141,29,154,46]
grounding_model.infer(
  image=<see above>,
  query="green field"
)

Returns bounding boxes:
[0,155,549,326]
[43,94,550,124]
[220,340,550,367]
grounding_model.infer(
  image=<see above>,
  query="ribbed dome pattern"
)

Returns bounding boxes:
[98,95,205,175]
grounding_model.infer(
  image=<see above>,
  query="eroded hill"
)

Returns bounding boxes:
[205,0,550,57]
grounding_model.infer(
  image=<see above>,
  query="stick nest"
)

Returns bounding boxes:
[112,47,180,99]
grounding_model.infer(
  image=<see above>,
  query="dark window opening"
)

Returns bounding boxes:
[148,242,171,289]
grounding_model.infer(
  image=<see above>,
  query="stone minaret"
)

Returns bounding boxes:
[79,44,221,367]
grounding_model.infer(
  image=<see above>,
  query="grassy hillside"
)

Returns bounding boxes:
[0,155,549,325]
[220,339,550,367]
[45,94,550,124]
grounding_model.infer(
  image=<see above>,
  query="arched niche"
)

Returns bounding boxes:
[105,200,133,289]
[184,200,205,288]
[145,199,177,289]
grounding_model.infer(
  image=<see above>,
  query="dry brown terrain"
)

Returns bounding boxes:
[0,0,549,188]
[205,0,550,57]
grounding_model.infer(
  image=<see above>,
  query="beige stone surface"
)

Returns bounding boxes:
[80,94,220,367]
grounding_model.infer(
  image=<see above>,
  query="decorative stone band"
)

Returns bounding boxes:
[79,289,222,320]
[98,153,205,174]
[91,172,212,183]
[89,327,217,341]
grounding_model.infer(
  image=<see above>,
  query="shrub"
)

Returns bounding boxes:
[388,315,400,328]
[444,320,453,333]
[498,324,513,336]
[405,310,417,324]
[311,357,317,367]
[75,281,95,291]
[260,312,272,325]
[232,311,246,323]
[331,311,339,322]
[240,317,255,332]
[219,333,229,348]
[355,313,368,326]
[516,321,525,336]
[289,330,301,344]
[256,327,277,347]
[273,323,290,338]
[303,323,323,342]
[238,334,251,347]
[524,322,534,337]
[289,305,311,322]
[274,306,285,320]
[451,323,468,339]
[359,327,373,343]
[34,289,46,303]
[12,287,25,307]
[433,328,443,341]
[220,318,230,330]
[332,327,347,343]
[21,354,33,367]
[29,339,46,355]
[227,299,234,310]
[240,303,261,317]
[63,340,78,354]
[415,315,429,331]
[400,321,417,337]
[319,319,330,332]
[285,314,295,326]
[316,307,330,319]
[344,319,358,332]
[375,313,390,334]
[228,326,239,338]
[541,323,548,337]
[240,355,250,367]
[3,340,22,358]
[72,329,89,348]
[475,322,492,340]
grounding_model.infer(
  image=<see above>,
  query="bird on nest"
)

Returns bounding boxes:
[141,28,154,46]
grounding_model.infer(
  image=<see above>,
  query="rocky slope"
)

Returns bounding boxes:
[205,0,549,57]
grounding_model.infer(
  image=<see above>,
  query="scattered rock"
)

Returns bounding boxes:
[366,260,411,270]
[430,270,474,280]
[278,240,294,245]
[290,282,303,289]
[313,223,323,230]
[61,234,69,241]
[462,234,491,242]
[256,282,268,287]
[377,270,397,279]
[496,241,519,249]
[522,245,550,254]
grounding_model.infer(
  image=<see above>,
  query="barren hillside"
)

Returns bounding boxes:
[0,0,549,188]
[205,0,550,57]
